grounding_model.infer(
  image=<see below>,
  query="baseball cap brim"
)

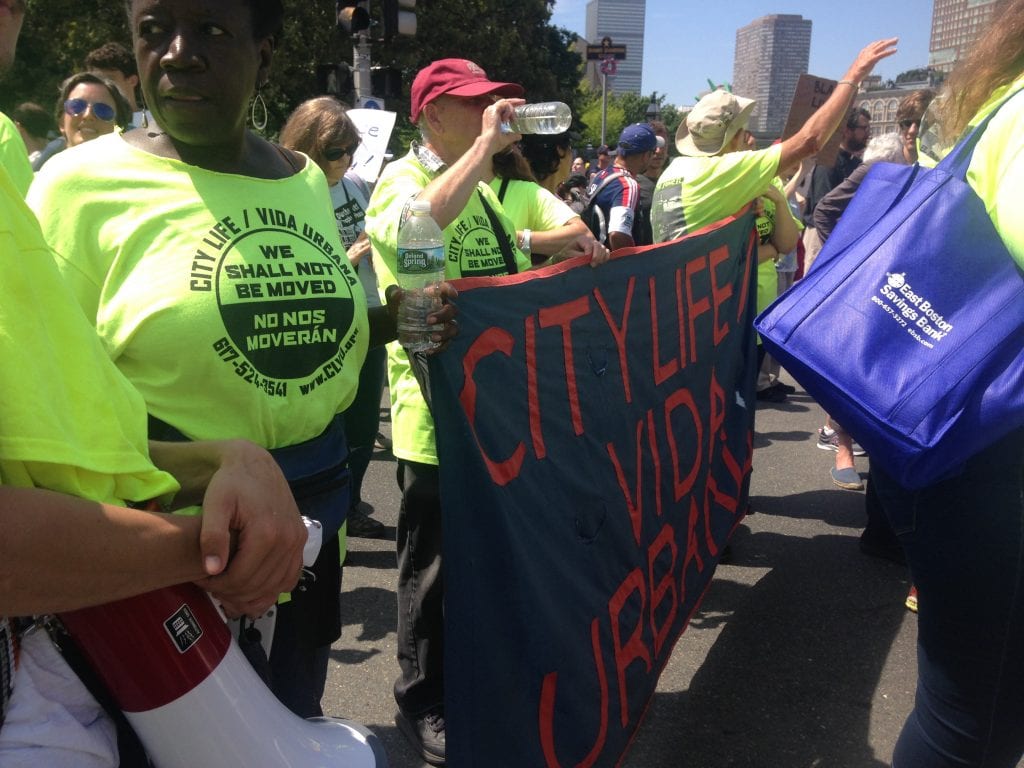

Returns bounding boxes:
[445,81,524,100]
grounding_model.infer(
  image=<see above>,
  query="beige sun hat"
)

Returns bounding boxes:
[675,89,756,157]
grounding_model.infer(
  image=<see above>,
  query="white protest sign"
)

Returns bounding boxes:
[347,109,397,185]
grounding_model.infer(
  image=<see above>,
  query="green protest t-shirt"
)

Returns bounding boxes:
[652,144,783,243]
[366,149,531,465]
[0,112,32,199]
[29,135,368,449]
[488,177,577,232]
[0,165,178,505]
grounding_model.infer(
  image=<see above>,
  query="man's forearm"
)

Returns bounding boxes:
[0,487,205,615]
[416,136,495,230]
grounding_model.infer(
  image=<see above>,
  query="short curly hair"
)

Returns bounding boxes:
[85,42,136,78]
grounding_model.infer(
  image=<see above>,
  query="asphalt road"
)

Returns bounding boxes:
[321,380,1020,768]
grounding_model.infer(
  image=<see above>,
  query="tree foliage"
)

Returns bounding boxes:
[3,0,690,161]
[3,0,586,154]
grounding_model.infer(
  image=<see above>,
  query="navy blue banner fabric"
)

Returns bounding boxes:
[430,211,759,768]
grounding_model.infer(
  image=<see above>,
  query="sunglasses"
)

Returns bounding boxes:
[64,98,116,123]
[898,118,921,130]
[324,145,356,162]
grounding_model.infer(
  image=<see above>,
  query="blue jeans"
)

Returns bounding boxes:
[873,427,1024,768]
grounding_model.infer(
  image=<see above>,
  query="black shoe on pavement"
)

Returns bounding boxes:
[396,707,445,766]
[346,504,386,539]
[756,385,788,403]
[858,532,907,565]
[374,431,393,452]
[774,382,796,395]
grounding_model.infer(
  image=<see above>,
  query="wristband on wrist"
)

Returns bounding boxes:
[518,228,532,254]
[837,79,858,88]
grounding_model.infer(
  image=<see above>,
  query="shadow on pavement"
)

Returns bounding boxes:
[622,527,909,768]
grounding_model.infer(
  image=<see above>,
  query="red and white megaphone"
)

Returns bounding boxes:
[59,582,387,768]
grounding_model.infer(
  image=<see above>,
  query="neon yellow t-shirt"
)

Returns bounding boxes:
[0,164,177,505]
[0,112,33,199]
[964,72,1024,270]
[651,144,783,243]
[28,134,368,449]
[488,177,577,232]
[366,149,530,465]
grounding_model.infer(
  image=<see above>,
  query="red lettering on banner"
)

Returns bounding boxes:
[673,267,688,370]
[607,419,645,546]
[647,523,679,658]
[539,297,591,436]
[525,315,546,460]
[685,256,711,363]
[646,410,663,518]
[664,387,702,501]
[538,618,609,768]
[701,372,728,555]
[709,245,733,346]
[649,276,679,385]
[609,569,652,728]
[593,280,635,404]
[736,230,757,322]
[459,328,526,486]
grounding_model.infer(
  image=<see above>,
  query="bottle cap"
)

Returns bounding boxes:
[410,199,432,214]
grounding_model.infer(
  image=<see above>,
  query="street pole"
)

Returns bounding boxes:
[353,30,371,102]
[601,71,608,147]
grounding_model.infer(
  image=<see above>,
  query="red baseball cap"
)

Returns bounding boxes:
[410,58,524,123]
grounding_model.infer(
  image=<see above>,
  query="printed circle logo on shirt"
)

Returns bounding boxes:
[448,212,511,276]
[213,218,356,380]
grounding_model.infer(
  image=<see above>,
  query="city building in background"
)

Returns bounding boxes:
[929,0,998,72]
[585,0,646,95]
[732,14,812,136]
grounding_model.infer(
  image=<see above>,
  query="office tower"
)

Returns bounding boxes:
[585,0,646,95]
[732,14,812,135]
[929,0,998,72]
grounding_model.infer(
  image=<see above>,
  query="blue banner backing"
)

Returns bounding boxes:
[431,211,759,767]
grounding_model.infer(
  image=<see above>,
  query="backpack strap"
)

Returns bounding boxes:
[584,170,628,244]
[497,176,511,204]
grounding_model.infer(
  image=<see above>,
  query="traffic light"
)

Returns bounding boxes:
[336,0,370,34]
[317,62,353,99]
[382,0,417,41]
[371,67,402,99]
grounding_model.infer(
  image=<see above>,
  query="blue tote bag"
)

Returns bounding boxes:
[755,93,1024,489]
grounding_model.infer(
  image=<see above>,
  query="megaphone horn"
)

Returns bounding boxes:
[59,582,387,768]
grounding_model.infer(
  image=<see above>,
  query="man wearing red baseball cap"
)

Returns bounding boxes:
[364,59,530,766]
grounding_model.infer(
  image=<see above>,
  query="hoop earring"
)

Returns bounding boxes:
[251,86,268,132]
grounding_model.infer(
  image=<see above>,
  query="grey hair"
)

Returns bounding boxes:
[862,133,907,165]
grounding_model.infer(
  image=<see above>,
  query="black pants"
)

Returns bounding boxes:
[343,345,388,510]
[393,460,444,716]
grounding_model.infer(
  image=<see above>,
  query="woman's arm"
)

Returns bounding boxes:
[763,184,800,254]
[525,217,590,258]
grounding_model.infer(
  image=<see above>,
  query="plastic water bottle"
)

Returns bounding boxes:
[396,200,445,353]
[503,102,572,134]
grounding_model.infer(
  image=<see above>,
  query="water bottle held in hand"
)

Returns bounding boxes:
[502,102,572,135]
[396,201,445,353]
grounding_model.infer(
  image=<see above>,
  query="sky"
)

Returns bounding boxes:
[549,0,934,107]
